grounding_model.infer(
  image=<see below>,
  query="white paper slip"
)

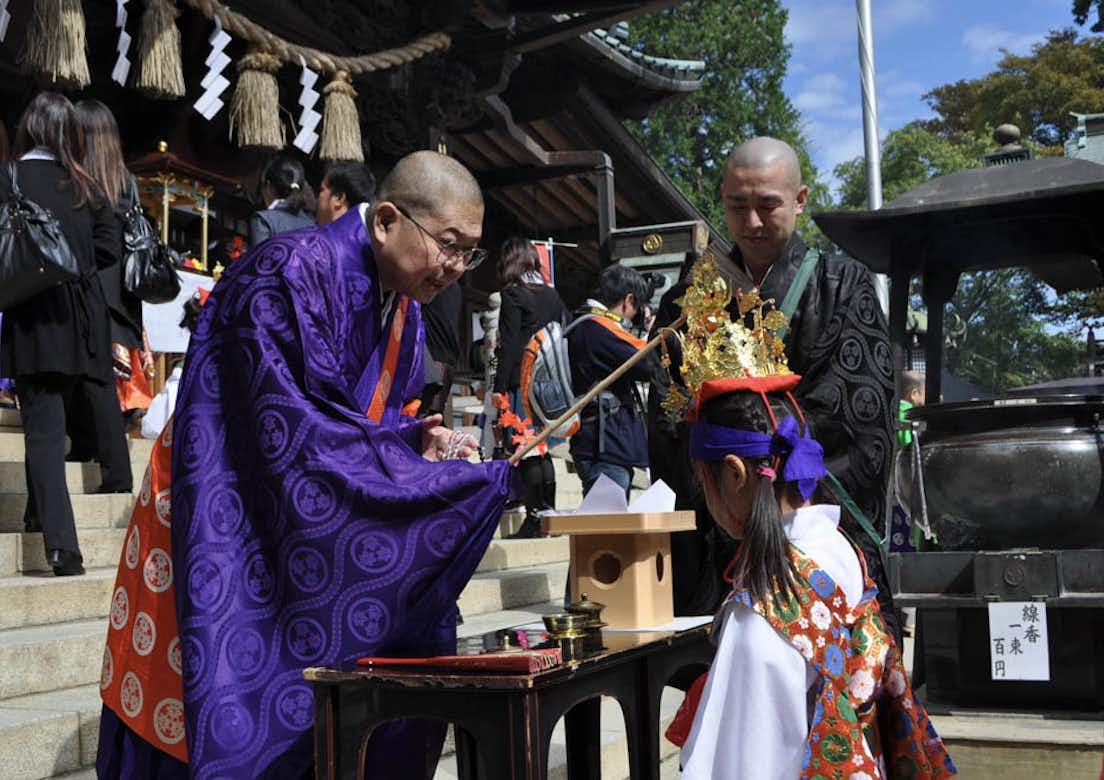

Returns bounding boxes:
[543,475,676,516]
[604,617,715,635]
[987,601,1049,681]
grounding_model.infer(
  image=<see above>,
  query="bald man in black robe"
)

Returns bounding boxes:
[651,138,897,633]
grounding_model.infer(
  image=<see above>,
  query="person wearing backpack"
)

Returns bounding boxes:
[248,155,316,248]
[493,237,567,539]
[0,92,123,576]
[567,264,662,499]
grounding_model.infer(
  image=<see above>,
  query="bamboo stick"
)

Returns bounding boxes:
[509,313,687,465]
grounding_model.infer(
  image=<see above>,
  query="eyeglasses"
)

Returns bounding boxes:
[395,205,487,271]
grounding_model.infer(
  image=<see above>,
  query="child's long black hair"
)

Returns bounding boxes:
[698,389,811,609]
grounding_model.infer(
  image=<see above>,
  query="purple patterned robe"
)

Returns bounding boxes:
[167,208,512,777]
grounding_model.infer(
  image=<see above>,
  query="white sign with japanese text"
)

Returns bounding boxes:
[987,601,1050,681]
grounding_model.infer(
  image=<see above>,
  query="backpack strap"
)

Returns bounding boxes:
[825,471,886,570]
[778,246,820,330]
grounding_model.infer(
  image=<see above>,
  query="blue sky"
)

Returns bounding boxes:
[780,0,1078,194]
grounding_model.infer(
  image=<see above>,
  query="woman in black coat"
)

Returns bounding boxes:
[0,92,125,575]
[493,238,567,539]
[71,99,152,438]
[248,155,316,247]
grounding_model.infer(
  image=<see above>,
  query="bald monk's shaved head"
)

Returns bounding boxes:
[376,150,483,218]
[726,137,803,192]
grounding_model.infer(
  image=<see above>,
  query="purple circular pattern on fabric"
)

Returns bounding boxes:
[225,628,266,676]
[350,531,400,574]
[286,617,327,662]
[254,242,292,274]
[211,701,254,749]
[250,290,291,331]
[257,410,290,461]
[206,487,244,537]
[291,476,338,522]
[288,547,329,593]
[198,356,221,399]
[275,685,315,731]
[346,597,391,642]
[244,553,277,605]
[424,517,463,558]
[188,560,225,610]
[178,421,212,470]
[181,635,205,686]
[347,274,372,310]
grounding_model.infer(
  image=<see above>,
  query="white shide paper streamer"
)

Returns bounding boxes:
[193,17,232,120]
[111,0,132,85]
[292,56,321,154]
[0,0,12,44]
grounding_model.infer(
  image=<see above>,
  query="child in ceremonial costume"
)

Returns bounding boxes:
[662,258,955,780]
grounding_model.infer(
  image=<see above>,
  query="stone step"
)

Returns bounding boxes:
[0,461,142,496]
[474,537,569,574]
[0,432,155,465]
[13,528,126,575]
[0,409,20,429]
[931,711,1104,780]
[0,568,114,631]
[0,684,102,780]
[458,563,568,618]
[6,603,574,780]
[0,620,106,700]
[0,493,136,533]
[0,536,565,630]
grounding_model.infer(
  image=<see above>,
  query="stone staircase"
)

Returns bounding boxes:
[0,407,673,779]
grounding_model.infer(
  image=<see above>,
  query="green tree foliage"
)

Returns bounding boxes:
[833,125,1088,392]
[1073,0,1104,33]
[833,122,990,210]
[922,30,1104,148]
[944,270,1083,391]
[625,0,829,236]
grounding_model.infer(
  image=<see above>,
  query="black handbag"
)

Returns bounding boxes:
[0,162,82,312]
[122,178,182,304]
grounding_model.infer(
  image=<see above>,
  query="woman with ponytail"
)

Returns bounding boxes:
[668,376,956,779]
[248,154,316,247]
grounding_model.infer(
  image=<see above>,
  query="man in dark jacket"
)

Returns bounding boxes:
[568,264,662,499]
[651,138,896,628]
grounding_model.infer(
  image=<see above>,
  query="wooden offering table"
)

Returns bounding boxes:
[306,625,712,780]
[543,511,697,629]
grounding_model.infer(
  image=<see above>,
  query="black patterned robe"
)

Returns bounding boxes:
[650,234,897,629]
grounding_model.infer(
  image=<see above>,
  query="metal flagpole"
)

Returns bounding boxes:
[855,0,889,315]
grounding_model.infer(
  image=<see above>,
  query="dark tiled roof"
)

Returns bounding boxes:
[587,26,705,83]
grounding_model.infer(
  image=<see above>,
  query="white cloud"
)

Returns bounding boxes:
[962,24,1043,62]
[879,0,934,32]
[793,72,848,112]
[784,0,936,62]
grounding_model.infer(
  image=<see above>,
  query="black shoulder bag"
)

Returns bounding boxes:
[0,162,82,311]
[122,177,182,304]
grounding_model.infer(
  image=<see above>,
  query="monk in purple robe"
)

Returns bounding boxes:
[97,152,514,778]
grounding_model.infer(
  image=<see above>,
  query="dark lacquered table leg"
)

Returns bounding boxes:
[564,696,601,780]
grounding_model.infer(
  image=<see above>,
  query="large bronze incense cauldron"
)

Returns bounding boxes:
[895,394,1104,550]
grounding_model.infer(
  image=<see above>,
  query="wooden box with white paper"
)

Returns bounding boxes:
[542,476,695,629]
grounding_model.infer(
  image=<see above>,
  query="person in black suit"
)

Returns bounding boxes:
[1,92,124,576]
[248,155,315,247]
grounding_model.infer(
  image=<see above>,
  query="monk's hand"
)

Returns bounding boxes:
[420,414,478,461]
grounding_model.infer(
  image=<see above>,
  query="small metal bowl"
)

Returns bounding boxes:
[543,612,589,635]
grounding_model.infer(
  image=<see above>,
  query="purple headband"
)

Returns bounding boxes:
[689,416,827,501]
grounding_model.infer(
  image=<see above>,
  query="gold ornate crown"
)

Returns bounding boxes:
[661,255,792,421]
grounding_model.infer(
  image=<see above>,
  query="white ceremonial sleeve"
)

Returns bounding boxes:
[679,601,814,779]
[140,366,180,440]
